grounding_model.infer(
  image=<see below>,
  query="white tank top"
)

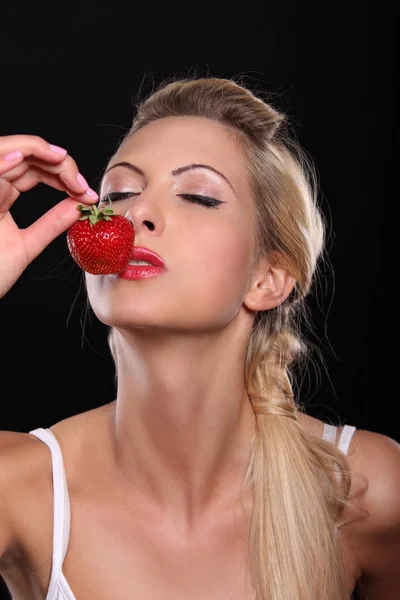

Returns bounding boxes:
[24,422,356,600]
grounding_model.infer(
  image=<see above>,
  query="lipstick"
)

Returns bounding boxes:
[118,246,166,280]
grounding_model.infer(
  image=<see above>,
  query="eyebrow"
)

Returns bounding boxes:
[103,161,235,192]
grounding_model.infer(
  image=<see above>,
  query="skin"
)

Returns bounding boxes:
[85,115,296,529]
[1,124,399,598]
[0,135,99,297]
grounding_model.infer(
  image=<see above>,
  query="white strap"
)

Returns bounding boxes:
[322,423,337,444]
[29,428,71,600]
[337,424,356,456]
[322,423,356,456]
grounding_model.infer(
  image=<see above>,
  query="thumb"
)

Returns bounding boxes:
[21,198,87,263]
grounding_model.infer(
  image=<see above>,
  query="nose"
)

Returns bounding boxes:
[124,193,164,236]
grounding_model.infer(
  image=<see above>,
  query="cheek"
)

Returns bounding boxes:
[182,222,254,311]
[83,219,256,328]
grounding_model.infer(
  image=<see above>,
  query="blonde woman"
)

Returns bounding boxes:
[0,76,399,600]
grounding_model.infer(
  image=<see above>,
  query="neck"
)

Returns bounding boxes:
[109,326,256,528]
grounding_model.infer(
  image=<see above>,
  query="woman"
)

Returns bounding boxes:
[0,76,399,600]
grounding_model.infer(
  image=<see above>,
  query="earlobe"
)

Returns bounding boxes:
[244,262,296,312]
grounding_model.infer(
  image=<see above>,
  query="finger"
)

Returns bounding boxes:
[0,135,68,169]
[35,154,97,197]
[21,197,89,263]
[0,135,92,196]
[0,177,19,214]
[9,167,99,203]
[0,159,32,181]
[0,150,25,175]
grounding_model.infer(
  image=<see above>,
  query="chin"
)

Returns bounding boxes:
[87,282,241,332]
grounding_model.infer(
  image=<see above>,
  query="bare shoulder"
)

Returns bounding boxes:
[0,429,52,568]
[348,428,400,598]
[0,405,112,594]
[349,428,400,531]
[0,427,53,486]
[0,428,52,504]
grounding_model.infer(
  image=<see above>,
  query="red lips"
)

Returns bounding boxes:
[131,246,165,268]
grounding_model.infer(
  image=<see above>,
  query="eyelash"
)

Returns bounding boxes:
[99,191,223,209]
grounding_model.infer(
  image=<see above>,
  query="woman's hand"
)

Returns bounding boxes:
[0,135,99,298]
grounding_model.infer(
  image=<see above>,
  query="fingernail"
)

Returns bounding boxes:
[86,188,99,200]
[49,144,67,156]
[76,172,89,190]
[4,150,23,161]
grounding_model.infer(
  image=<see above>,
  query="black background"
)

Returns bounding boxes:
[0,1,398,597]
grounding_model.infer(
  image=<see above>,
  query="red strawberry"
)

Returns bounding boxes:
[67,204,135,274]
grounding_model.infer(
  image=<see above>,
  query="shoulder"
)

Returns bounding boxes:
[0,429,52,497]
[350,428,400,533]
[348,428,400,597]
[0,430,52,568]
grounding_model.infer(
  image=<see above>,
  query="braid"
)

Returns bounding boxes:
[246,304,304,421]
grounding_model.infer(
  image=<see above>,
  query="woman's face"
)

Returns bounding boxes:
[86,116,259,332]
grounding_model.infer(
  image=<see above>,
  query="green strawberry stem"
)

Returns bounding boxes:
[77,201,115,226]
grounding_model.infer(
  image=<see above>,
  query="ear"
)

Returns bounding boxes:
[244,254,296,312]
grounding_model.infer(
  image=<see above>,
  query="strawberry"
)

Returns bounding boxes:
[67,203,135,274]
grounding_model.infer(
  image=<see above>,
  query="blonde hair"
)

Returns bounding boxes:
[107,76,362,599]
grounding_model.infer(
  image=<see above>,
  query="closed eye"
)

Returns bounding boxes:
[99,191,225,209]
[98,191,138,205]
[178,194,224,208]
